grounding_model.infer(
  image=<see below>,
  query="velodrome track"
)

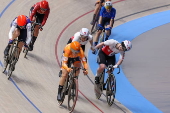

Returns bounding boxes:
[0,0,170,113]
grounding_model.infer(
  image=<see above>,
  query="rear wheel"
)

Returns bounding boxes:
[94,72,104,99]
[106,74,116,106]
[67,78,78,112]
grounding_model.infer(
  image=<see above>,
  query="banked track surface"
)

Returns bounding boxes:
[0,0,169,113]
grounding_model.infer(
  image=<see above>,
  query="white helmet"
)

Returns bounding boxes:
[121,40,132,51]
[80,28,90,36]
[104,1,112,9]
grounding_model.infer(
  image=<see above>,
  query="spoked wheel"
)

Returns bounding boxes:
[106,75,116,106]
[94,84,103,99]
[2,57,8,73]
[7,64,13,80]
[67,78,78,113]
[58,79,69,106]
[58,90,66,106]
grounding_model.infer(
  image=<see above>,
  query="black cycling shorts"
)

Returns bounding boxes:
[97,49,115,66]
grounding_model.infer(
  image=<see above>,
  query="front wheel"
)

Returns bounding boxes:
[2,57,8,73]
[7,64,13,80]
[106,74,116,106]
[67,78,78,112]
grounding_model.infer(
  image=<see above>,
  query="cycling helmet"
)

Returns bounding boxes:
[80,28,90,37]
[104,1,112,10]
[121,40,132,51]
[17,15,27,26]
[70,41,81,53]
[40,0,49,10]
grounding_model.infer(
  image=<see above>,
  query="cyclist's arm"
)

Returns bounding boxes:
[95,42,104,49]
[109,19,114,28]
[9,19,17,40]
[115,52,125,66]
[30,5,38,22]
[80,49,88,70]
[26,23,32,45]
[41,10,50,26]
[109,8,116,27]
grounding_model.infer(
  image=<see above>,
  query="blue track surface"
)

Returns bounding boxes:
[88,10,170,113]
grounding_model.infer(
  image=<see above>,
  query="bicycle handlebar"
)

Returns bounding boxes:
[106,65,120,74]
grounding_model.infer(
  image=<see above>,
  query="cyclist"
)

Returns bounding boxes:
[57,41,88,101]
[94,39,132,85]
[3,15,31,69]
[93,1,116,47]
[58,28,95,77]
[67,28,94,52]
[90,0,111,25]
[29,0,50,51]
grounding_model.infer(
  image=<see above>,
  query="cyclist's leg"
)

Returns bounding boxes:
[93,30,102,46]
[93,19,105,46]
[30,13,44,50]
[57,68,69,101]
[95,50,107,84]
[90,2,101,25]
[105,20,112,41]
[4,28,20,57]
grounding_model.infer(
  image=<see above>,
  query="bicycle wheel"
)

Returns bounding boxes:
[94,71,104,99]
[2,57,8,73]
[2,43,15,73]
[67,78,78,112]
[106,74,116,106]
[58,77,69,106]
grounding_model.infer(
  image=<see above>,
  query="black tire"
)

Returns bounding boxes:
[106,74,116,106]
[94,71,104,99]
[68,78,78,112]
[7,64,13,80]
[2,58,8,73]
[58,77,69,106]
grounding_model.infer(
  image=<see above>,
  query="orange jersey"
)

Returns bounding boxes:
[61,43,88,70]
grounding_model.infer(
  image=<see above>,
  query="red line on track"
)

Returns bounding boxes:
[55,0,125,112]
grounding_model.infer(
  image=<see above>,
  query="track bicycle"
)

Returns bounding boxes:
[94,64,120,106]
[58,65,86,113]
[2,39,23,79]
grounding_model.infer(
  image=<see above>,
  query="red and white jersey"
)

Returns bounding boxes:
[72,32,93,45]
[102,39,125,60]
[9,18,32,45]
